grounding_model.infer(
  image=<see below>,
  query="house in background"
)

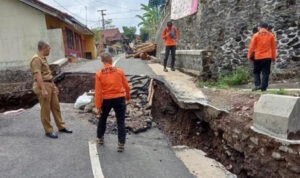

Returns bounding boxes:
[0,0,96,77]
[99,28,124,47]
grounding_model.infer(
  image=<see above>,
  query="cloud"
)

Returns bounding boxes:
[40,0,148,33]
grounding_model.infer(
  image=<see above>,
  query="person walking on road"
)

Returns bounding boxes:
[248,22,277,91]
[162,21,179,72]
[30,41,72,139]
[95,53,130,152]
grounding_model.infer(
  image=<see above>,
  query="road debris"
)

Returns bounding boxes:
[3,109,26,115]
[126,42,156,60]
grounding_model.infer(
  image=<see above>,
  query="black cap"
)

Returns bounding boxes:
[167,21,172,27]
[259,22,269,29]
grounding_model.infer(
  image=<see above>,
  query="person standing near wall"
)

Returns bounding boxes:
[248,22,277,91]
[94,53,130,152]
[162,21,179,72]
[30,41,73,139]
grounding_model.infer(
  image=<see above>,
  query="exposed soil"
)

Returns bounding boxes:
[151,80,300,178]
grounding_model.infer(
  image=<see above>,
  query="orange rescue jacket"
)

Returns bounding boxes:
[248,28,277,61]
[162,27,179,46]
[94,64,130,109]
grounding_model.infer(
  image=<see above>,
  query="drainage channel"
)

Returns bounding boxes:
[1,72,300,178]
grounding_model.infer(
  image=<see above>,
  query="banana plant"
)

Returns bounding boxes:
[136,3,161,40]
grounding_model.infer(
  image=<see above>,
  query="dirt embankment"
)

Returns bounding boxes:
[151,81,300,178]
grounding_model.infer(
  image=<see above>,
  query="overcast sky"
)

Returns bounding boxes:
[40,0,148,33]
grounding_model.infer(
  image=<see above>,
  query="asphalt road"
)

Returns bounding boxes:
[0,104,95,178]
[65,54,156,76]
[0,55,193,178]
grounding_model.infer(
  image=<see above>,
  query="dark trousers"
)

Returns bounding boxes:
[253,59,272,91]
[164,45,176,69]
[97,97,126,144]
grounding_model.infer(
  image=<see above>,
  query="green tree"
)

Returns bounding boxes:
[136,3,160,40]
[91,28,100,42]
[122,26,137,42]
[140,26,149,42]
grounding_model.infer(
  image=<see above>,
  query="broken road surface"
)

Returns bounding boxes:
[0,55,236,178]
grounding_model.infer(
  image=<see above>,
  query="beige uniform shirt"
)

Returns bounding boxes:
[30,54,53,81]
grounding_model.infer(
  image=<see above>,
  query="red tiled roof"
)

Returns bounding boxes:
[100,28,123,44]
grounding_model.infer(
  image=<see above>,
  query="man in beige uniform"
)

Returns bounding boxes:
[30,41,72,139]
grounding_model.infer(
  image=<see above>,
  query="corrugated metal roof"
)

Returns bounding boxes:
[18,0,94,35]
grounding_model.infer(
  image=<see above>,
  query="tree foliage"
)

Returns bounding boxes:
[91,28,100,42]
[122,26,137,42]
[136,3,160,40]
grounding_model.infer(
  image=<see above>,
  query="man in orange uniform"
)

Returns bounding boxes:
[248,22,277,91]
[94,53,130,152]
[162,21,179,72]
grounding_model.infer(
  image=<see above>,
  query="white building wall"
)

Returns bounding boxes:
[47,29,65,62]
[0,0,65,72]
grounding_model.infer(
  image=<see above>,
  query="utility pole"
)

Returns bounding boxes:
[85,6,87,26]
[97,9,106,30]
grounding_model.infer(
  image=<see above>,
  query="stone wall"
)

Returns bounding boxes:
[155,0,300,79]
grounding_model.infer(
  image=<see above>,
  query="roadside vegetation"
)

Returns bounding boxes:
[269,88,286,95]
[199,68,250,89]
[136,4,161,41]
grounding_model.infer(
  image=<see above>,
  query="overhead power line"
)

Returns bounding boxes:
[93,0,139,11]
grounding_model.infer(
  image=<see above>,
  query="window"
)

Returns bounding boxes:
[66,28,74,49]
[74,33,81,51]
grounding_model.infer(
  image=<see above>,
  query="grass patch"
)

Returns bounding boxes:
[199,68,249,88]
[199,81,229,89]
[219,68,249,86]
[269,88,286,95]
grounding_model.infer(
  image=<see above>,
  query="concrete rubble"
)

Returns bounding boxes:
[75,75,154,134]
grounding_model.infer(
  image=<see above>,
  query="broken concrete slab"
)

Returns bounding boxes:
[173,146,237,178]
[253,94,300,140]
[148,63,207,108]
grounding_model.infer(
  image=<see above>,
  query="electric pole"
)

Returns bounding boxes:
[97,9,106,30]
[85,6,87,26]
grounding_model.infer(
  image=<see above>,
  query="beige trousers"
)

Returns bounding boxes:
[33,82,66,133]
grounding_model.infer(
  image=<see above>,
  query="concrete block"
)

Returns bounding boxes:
[160,49,213,72]
[253,94,300,140]
[50,58,68,67]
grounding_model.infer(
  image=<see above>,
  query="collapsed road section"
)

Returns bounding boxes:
[1,72,300,178]
[151,80,300,178]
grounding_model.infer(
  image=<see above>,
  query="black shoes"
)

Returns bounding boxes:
[117,143,125,153]
[97,137,104,145]
[163,68,175,72]
[45,132,58,139]
[252,86,261,91]
[252,86,267,92]
[45,128,72,139]
[59,128,73,134]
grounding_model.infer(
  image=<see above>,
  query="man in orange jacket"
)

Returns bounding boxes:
[94,53,130,152]
[248,22,276,91]
[162,21,179,72]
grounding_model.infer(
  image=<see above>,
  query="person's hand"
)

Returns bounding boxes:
[96,108,102,116]
[54,86,59,94]
[41,88,48,99]
[126,100,130,105]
